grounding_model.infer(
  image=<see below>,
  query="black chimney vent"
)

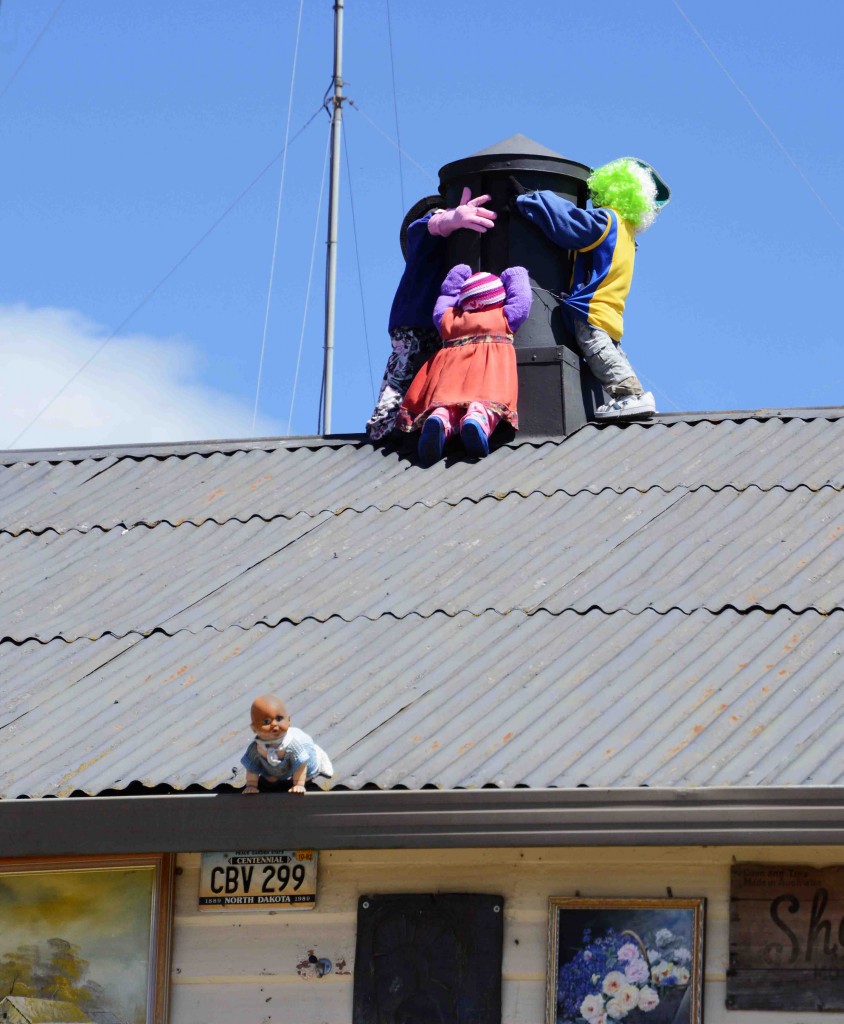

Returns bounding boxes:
[438,135,602,438]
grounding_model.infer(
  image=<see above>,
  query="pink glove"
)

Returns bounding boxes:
[428,187,497,238]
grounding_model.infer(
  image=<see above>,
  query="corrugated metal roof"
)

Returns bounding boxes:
[2,411,844,796]
[2,484,843,641]
[2,609,843,797]
[3,418,844,535]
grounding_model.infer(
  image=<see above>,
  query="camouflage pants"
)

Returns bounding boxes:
[366,326,441,440]
[573,319,643,397]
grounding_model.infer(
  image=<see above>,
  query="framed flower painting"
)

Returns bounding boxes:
[547,897,705,1024]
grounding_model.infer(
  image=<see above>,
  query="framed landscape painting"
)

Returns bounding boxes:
[547,897,705,1024]
[0,853,175,1024]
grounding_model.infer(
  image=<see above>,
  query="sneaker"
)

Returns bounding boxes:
[594,391,656,421]
[460,417,490,458]
[418,415,446,465]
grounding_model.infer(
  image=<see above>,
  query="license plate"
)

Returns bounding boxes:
[198,850,318,911]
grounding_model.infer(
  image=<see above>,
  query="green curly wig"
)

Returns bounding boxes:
[587,158,659,232]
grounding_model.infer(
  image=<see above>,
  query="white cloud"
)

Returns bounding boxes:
[0,303,284,449]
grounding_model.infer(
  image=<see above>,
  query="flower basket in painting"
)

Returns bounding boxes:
[548,899,704,1024]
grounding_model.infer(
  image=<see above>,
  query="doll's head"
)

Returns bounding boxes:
[587,158,670,234]
[457,271,506,312]
[250,694,290,741]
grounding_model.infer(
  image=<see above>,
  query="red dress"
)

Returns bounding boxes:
[396,305,518,431]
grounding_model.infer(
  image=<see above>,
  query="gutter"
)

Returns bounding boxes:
[3,787,844,857]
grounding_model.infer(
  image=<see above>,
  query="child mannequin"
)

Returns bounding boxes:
[511,157,670,421]
[366,188,497,441]
[241,694,333,795]
[396,264,531,465]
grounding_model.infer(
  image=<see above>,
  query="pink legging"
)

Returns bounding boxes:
[428,402,501,439]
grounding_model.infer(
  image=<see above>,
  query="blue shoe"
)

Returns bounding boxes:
[460,417,489,458]
[418,416,446,466]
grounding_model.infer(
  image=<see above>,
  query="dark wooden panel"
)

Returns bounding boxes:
[728,862,844,1010]
[352,893,503,1024]
[726,968,844,1012]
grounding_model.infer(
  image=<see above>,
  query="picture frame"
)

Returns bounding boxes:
[546,897,705,1024]
[0,852,175,1024]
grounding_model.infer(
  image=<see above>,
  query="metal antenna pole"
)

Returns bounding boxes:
[322,0,345,434]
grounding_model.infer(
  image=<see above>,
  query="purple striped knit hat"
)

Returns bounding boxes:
[457,271,506,311]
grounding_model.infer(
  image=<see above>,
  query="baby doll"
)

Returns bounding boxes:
[396,264,532,465]
[241,694,333,795]
[366,188,497,441]
[511,157,670,421]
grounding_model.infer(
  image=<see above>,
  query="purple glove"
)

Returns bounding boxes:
[428,187,497,238]
[500,266,532,333]
[440,263,473,298]
[433,264,473,331]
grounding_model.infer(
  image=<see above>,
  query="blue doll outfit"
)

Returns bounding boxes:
[241,726,333,784]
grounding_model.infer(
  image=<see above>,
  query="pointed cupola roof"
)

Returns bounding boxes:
[464,133,571,160]
[438,133,591,183]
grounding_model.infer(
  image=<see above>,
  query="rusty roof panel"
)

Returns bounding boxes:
[2,609,843,798]
[2,485,843,643]
[3,411,844,797]
[3,418,844,536]
[0,513,330,641]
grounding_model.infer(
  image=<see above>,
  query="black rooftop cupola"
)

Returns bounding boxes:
[438,134,602,438]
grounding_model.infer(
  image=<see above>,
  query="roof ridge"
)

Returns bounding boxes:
[4,405,844,464]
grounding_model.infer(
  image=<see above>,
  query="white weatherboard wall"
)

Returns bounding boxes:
[169,845,844,1024]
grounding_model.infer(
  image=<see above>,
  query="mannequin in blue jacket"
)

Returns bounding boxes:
[366,189,497,441]
[512,157,670,421]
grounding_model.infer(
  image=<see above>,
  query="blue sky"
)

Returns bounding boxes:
[1,0,843,449]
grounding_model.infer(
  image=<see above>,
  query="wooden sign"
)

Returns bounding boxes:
[729,862,844,1011]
